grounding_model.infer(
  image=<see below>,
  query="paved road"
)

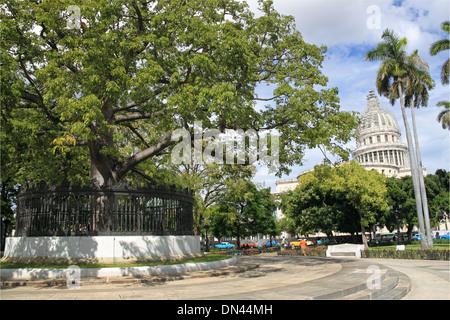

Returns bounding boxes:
[1,256,448,300]
[365,258,450,300]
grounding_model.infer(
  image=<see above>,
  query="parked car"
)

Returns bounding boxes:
[412,234,433,241]
[240,240,257,248]
[215,242,234,248]
[265,240,280,246]
[290,239,301,247]
[435,232,450,239]
[317,238,329,245]
[290,239,313,247]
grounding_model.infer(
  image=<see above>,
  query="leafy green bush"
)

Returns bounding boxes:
[362,248,449,260]
[278,246,327,257]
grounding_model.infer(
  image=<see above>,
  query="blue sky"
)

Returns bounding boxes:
[246,0,450,191]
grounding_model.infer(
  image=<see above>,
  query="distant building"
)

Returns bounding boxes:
[274,90,428,237]
[352,90,424,178]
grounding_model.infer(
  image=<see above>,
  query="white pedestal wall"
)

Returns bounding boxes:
[3,235,202,263]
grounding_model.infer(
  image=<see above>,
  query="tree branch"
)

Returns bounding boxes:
[112,101,137,112]
[131,0,145,32]
[252,96,276,101]
[113,111,163,123]
[115,133,173,179]
[123,123,150,148]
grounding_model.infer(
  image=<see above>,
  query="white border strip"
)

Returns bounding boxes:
[1,257,237,279]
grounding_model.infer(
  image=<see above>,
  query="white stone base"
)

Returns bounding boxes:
[326,243,365,258]
[0,257,236,280]
[3,235,202,264]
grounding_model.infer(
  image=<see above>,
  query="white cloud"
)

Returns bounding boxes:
[248,0,450,191]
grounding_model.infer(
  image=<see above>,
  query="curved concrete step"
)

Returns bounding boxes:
[340,267,410,300]
[374,271,411,300]
[288,262,411,300]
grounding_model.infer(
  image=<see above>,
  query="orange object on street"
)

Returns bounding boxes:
[300,239,307,248]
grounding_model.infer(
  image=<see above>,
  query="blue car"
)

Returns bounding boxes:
[412,234,423,240]
[413,234,434,241]
[436,233,450,239]
[265,240,280,246]
[215,242,234,248]
[317,238,330,245]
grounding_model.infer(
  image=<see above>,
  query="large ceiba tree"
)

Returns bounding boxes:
[1,0,358,187]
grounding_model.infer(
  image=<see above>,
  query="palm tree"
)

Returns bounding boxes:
[364,29,433,249]
[429,21,450,85]
[436,101,450,129]
[430,21,450,131]
[404,53,435,248]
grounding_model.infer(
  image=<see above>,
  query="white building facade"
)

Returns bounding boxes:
[352,90,422,178]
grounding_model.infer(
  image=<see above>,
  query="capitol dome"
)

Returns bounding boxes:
[359,91,400,134]
[353,91,411,178]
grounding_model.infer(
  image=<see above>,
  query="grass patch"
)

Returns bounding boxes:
[0,254,231,270]
[369,243,449,250]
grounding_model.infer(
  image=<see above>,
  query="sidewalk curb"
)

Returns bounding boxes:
[1,257,239,287]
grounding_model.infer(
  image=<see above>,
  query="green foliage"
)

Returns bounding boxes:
[384,176,417,240]
[425,169,450,225]
[383,170,450,241]
[168,163,256,235]
[282,162,389,247]
[1,0,358,187]
[278,246,327,257]
[429,21,450,85]
[362,248,449,261]
[211,180,278,242]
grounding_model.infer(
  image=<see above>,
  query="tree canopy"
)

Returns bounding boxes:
[282,162,389,248]
[1,0,358,187]
[210,180,278,246]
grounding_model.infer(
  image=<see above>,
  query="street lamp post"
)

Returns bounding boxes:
[390,203,403,245]
[203,218,211,253]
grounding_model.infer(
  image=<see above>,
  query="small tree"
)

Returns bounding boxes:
[331,162,389,249]
[282,165,342,240]
[283,162,389,249]
[211,180,277,247]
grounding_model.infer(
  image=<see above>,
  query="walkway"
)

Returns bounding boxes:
[1,256,448,300]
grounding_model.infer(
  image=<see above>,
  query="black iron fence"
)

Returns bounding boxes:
[15,182,194,237]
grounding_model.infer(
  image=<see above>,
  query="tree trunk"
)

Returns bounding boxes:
[410,105,434,248]
[358,211,369,250]
[398,84,429,249]
[86,126,119,234]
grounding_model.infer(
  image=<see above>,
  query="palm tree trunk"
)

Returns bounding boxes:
[410,105,434,248]
[398,83,429,249]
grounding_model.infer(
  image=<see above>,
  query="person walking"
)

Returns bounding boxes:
[300,239,307,256]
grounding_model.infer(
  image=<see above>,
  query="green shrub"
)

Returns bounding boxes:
[278,245,327,257]
[362,248,449,260]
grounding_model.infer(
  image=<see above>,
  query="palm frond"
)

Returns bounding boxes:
[436,100,450,130]
[429,39,450,56]
[441,58,449,85]
[441,20,450,34]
